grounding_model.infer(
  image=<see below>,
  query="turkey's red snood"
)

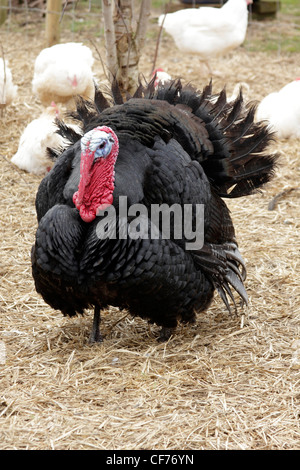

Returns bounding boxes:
[73,126,119,223]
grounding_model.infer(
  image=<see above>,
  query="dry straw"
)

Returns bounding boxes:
[0,11,299,450]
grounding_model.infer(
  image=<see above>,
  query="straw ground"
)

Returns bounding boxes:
[0,8,299,450]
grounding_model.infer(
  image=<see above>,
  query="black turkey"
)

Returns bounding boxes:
[31,79,277,343]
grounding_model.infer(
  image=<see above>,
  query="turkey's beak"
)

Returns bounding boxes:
[71,75,78,89]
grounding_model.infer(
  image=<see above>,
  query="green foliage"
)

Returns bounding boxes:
[280,0,300,15]
[246,0,300,53]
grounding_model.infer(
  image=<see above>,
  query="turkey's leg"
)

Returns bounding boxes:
[157,326,176,342]
[89,305,103,343]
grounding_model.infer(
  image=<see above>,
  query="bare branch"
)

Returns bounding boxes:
[135,0,151,51]
[0,44,7,115]
[88,36,110,82]
[151,12,166,75]
[59,0,79,23]
[102,0,118,81]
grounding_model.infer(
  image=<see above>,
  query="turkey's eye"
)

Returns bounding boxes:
[94,137,113,160]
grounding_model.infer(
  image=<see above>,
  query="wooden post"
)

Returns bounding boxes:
[45,0,62,47]
[0,0,8,26]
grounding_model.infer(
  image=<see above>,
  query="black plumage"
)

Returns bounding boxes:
[31,79,278,342]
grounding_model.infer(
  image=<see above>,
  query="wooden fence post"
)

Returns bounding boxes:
[45,0,62,47]
[0,0,8,26]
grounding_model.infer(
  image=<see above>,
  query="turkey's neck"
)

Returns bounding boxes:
[73,151,116,223]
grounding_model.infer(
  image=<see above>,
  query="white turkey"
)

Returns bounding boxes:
[32,42,95,108]
[11,103,77,175]
[256,79,300,139]
[0,58,18,108]
[158,0,252,74]
[152,68,172,88]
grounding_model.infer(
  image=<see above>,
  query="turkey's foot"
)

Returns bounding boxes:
[181,311,196,324]
[157,326,176,342]
[89,305,103,343]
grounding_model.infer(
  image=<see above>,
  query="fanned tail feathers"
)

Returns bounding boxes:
[153,79,278,198]
[140,77,278,198]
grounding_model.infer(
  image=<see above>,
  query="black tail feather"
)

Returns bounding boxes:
[94,84,111,113]
[221,92,244,131]
[55,117,82,145]
[193,242,248,313]
[111,78,125,105]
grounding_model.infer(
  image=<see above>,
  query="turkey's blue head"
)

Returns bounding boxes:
[73,126,119,223]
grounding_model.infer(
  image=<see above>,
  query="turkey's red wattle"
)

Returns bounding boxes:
[73,127,119,223]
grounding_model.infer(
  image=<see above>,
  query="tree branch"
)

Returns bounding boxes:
[135,0,151,51]
[102,0,118,81]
